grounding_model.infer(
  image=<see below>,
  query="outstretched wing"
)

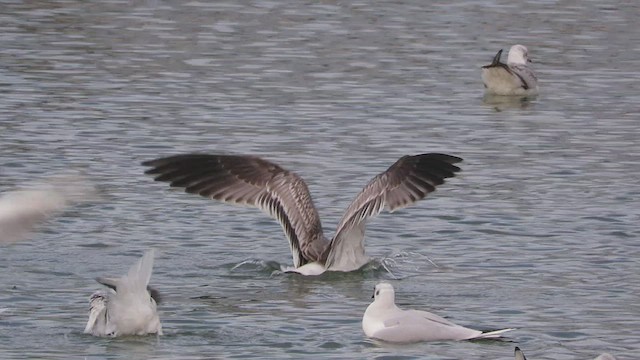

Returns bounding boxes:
[324,154,462,270]
[142,154,327,268]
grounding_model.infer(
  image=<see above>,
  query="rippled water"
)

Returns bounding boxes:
[1,1,639,359]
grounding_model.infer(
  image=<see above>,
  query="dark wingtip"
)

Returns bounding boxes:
[419,153,463,165]
[493,49,503,63]
[96,277,117,291]
[482,49,504,68]
[148,286,162,304]
[141,154,201,176]
[409,153,463,180]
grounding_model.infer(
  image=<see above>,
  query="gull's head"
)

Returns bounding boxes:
[507,44,531,65]
[371,282,396,306]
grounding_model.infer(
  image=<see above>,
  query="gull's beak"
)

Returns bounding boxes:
[371,287,375,299]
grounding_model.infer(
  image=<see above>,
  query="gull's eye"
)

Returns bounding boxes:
[375,290,380,296]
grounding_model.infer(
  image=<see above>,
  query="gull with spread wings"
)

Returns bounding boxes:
[143,153,461,275]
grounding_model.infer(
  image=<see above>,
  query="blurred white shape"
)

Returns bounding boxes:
[0,173,98,244]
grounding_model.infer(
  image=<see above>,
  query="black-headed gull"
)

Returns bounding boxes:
[362,282,513,342]
[482,44,538,96]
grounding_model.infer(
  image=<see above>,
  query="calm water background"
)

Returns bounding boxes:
[1,1,639,359]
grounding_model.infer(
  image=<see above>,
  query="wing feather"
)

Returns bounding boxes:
[143,154,327,267]
[510,64,537,90]
[324,153,462,270]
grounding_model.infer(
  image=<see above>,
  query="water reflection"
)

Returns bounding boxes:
[482,94,537,111]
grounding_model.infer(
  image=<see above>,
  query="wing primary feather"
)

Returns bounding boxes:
[142,154,326,268]
[325,153,462,269]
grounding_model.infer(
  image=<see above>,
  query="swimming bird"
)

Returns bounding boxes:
[0,174,98,244]
[481,44,538,96]
[362,282,514,342]
[514,347,617,360]
[142,153,462,275]
[84,249,162,337]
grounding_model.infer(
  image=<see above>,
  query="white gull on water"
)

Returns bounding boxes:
[481,44,538,96]
[84,249,162,337]
[143,153,461,275]
[362,283,513,343]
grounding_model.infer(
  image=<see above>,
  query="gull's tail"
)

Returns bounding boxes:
[97,249,155,294]
[473,327,515,339]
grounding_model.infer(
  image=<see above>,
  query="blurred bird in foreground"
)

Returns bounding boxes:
[0,173,98,244]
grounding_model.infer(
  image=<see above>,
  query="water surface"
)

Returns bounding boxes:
[1,1,639,359]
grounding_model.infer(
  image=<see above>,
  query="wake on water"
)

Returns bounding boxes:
[227,251,440,279]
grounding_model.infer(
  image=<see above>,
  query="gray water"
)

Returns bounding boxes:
[1,1,639,359]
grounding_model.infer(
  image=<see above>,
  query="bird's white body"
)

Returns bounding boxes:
[482,44,538,96]
[363,283,513,343]
[84,250,162,337]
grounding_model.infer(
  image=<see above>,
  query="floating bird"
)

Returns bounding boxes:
[143,153,461,275]
[362,282,513,342]
[0,174,97,244]
[84,249,162,337]
[481,44,538,96]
